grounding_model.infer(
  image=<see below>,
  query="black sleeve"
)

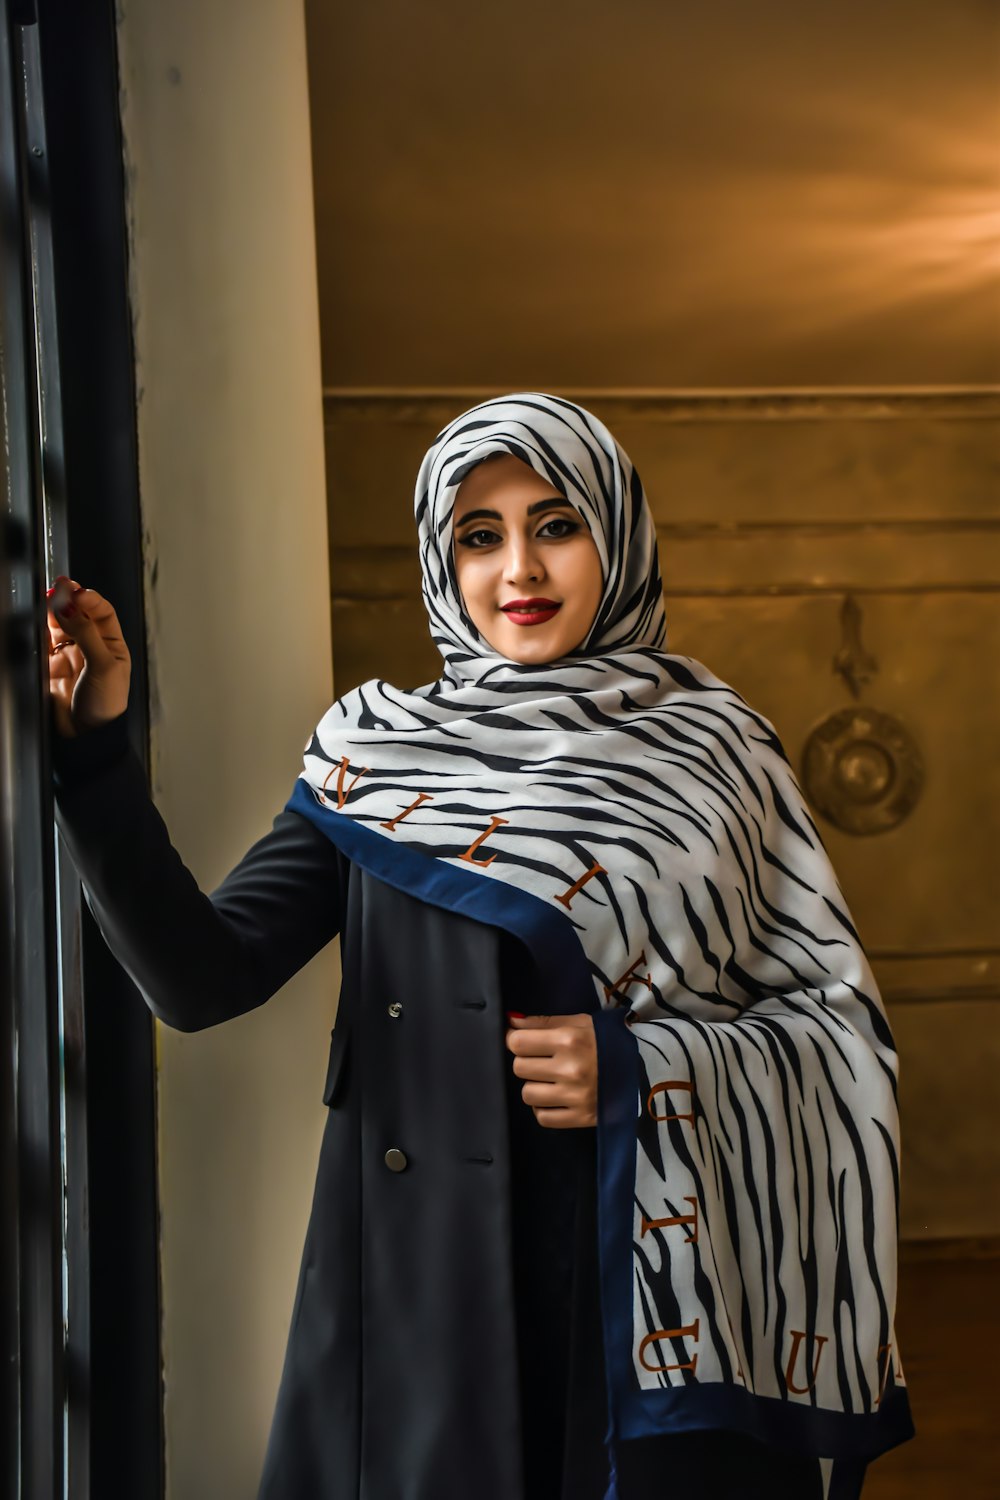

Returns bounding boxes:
[51,709,344,1033]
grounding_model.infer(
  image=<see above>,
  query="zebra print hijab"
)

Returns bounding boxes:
[287,392,913,1492]
[411,390,667,683]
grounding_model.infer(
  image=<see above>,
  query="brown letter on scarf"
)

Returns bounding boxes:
[380,792,434,831]
[785,1330,828,1395]
[459,815,510,867]
[323,757,370,808]
[640,1195,699,1244]
[638,1318,700,1375]
[647,1080,695,1125]
[603,949,654,1006]
[554,860,606,909]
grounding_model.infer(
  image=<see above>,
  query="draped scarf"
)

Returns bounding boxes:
[285,392,914,1495]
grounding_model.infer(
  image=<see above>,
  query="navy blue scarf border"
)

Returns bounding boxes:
[286,778,592,1005]
[593,937,915,1466]
[285,779,915,1469]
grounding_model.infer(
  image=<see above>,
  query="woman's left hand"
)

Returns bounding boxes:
[504,1013,597,1129]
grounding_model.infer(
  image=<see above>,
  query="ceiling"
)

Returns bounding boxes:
[304,0,1000,390]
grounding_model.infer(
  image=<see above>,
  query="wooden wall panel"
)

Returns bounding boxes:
[323,387,1000,1239]
[895,1003,1000,1239]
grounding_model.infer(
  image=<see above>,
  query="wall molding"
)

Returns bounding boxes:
[657,518,1000,536]
[323,386,1000,425]
[870,951,1000,1009]
[900,1235,1000,1260]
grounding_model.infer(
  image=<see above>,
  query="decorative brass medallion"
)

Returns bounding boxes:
[800,707,924,836]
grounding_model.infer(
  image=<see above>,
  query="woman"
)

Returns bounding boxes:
[48,392,914,1500]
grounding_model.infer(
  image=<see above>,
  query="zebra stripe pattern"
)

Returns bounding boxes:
[297,393,910,1457]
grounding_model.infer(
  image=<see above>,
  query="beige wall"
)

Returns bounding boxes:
[116,2,336,1496]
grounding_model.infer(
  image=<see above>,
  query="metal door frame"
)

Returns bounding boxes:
[1,1,162,1495]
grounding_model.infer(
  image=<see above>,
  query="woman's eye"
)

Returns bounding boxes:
[457,528,500,548]
[539,517,579,538]
[455,517,579,547]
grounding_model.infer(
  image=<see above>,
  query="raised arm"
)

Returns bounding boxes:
[46,578,342,1031]
[52,711,343,1031]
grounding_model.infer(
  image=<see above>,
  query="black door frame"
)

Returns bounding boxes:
[2,1,163,1495]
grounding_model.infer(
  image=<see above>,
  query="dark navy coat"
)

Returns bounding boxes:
[52,710,847,1500]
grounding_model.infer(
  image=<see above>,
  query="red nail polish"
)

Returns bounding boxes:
[46,586,56,598]
[506,1011,525,1020]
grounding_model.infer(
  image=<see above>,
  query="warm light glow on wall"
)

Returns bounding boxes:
[306,0,1000,387]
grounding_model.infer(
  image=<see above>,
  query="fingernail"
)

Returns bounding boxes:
[506,1011,525,1020]
[46,585,56,599]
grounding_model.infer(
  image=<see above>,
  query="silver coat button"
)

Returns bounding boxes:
[384,1148,408,1172]
[387,1002,403,1018]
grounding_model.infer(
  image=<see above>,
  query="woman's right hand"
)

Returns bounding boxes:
[46,576,132,738]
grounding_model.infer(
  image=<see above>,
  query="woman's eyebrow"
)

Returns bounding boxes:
[454,498,573,526]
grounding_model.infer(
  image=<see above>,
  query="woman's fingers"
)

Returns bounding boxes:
[47,603,80,655]
[46,578,86,664]
[48,579,129,670]
[524,1088,596,1128]
[519,1079,574,1103]
[46,585,83,685]
[531,1107,592,1130]
[44,577,131,735]
[511,1052,580,1081]
[48,632,83,678]
[46,615,83,739]
[506,1012,598,1128]
[505,1019,593,1055]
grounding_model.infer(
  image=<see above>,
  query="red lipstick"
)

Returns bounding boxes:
[501,597,561,627]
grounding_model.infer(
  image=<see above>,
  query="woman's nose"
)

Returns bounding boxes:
[504,536,544,584]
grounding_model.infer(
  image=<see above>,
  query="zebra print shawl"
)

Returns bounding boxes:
[287,393,913,1489]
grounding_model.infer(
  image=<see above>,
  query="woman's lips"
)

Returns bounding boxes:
[501,600,562,627]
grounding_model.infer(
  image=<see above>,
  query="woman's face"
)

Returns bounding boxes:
[451,453,604,665]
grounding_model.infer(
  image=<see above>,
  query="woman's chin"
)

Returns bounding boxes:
[487,624,580,666]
